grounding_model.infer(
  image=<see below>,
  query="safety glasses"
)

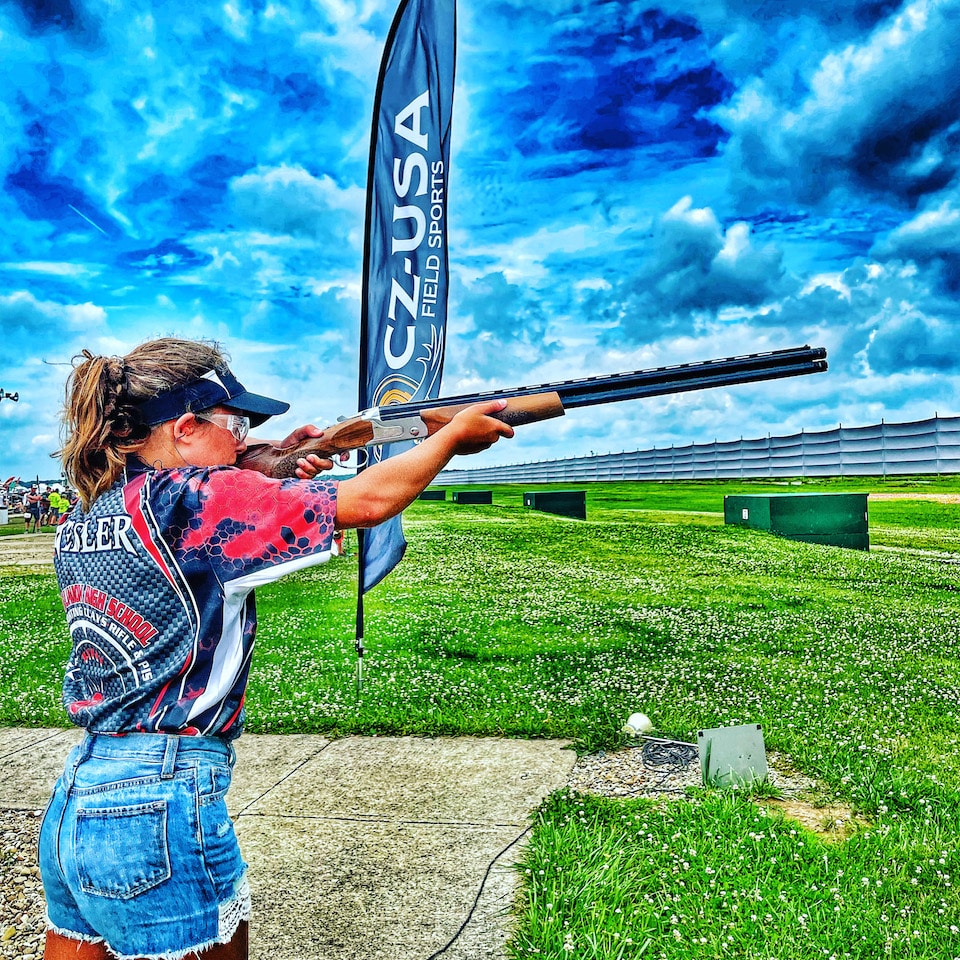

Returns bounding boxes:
[196,412,250,443]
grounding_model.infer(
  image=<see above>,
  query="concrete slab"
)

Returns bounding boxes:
[0,730,576,960]
[240,818,524,960]
[0,727,82,809]
[230,733,331,815]
[235,736,574,959]
[246,735,573,824]
[0,726,72,758]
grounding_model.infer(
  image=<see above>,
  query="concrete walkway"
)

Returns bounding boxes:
[0,728,575,960]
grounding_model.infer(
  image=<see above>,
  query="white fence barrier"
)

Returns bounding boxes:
[436,415,960,484]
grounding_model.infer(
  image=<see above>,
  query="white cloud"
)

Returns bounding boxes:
[0,261,100,278]
[874,197,960,261]
[0,291,107,336]
[229,164,365,242]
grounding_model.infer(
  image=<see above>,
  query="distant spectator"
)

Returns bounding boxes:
[25,485,43,533]
[48,490,66,524]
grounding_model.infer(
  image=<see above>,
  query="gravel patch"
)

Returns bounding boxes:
[567,739,819,800]
[568,739,703,798]
[0,809,45,960]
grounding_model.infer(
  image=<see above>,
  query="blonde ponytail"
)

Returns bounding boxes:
[60,339,226,508]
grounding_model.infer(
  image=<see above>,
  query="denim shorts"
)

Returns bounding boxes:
[40,733,249,960]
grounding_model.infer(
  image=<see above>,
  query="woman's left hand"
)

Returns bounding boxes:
[276,425,345,479]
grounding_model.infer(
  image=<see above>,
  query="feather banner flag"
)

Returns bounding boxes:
[358,0,457,593]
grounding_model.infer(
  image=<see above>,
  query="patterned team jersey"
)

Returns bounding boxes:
[53,463,338,739]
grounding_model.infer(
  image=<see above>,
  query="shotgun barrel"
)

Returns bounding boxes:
[377,345,827,419]
[238,345,828,477]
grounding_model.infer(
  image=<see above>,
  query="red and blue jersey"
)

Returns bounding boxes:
[53,463,338,739]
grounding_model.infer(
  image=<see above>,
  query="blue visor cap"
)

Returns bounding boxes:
[134,365,290,428]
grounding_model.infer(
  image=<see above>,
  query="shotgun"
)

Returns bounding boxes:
[239,345,828,478]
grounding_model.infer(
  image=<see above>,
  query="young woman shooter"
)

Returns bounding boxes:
[40,337,513,960]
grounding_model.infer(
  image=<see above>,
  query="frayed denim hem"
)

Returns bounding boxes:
[45,921,107,946]
[45,876,252,960]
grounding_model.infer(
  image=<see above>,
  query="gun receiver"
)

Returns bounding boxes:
[239,345,828,478]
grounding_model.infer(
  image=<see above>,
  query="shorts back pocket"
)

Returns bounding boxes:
[77,800,171,899]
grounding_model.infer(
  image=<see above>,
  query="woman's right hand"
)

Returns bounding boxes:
[333,398,516,529]
[444,399,516,456]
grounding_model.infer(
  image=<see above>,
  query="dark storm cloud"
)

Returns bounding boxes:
[6,0,101,41]
[122,240,214,277]
[461,5,733,176]
[868,313,960,373]
[719,0,960,210]
[594,197,788,344]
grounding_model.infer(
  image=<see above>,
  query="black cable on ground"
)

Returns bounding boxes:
[623,736,700,795]
[428,736,700,956]
[425,824,533,960]
[639,736,699,768]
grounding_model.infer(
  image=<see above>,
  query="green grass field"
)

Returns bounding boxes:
[3,476,960,958]
[0,521,55,536]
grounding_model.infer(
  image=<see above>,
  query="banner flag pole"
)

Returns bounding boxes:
[355,528,365,694]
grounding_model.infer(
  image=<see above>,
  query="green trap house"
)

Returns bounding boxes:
[723,492,869,550]
[523,490,587,520]
[452,490,493,505]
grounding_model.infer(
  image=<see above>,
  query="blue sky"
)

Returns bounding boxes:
[2,0,959,480]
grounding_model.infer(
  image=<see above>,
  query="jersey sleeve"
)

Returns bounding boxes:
[166,467,339,586]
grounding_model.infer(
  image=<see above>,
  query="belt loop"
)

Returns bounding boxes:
[161,736,179,780]
[65,734,94,790]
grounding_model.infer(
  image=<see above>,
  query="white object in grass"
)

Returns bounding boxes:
[623,712,653,735]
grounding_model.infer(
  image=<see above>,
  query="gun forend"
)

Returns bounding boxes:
[415,392,564,434]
